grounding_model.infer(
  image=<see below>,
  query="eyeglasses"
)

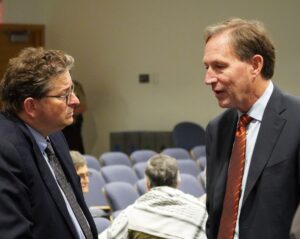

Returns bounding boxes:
[78,171,91,179]
[44,84,75,104]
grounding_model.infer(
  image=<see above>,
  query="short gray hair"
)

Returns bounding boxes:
[70,150,86,170]
[145,154,179,188]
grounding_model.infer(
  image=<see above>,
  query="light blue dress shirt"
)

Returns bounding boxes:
[27,126,86,239]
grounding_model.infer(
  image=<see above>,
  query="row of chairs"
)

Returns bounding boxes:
[84,168,206,214]
[85,146,207,172]
[85,154,206,194]
[83,146,207,230]
[90,119,206,234]
[98,160,205,182]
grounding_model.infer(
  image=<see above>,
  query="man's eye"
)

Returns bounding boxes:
[216,64,226,69]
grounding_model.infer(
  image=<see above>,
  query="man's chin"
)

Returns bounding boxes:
[218,101,228,108]
[66,118,74,125]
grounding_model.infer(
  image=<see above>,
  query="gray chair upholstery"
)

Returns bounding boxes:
[93,217,111,234]
[99,152,132,167]
[135,178,147,195]
[84,168,111,211]
[177,159,201,178]
[103,182,139,211]
[179,173,205,197]
[197,156,207,171]
[84,154,101,171]
[133,162,147,179]
[101,165,139,185]
[161,147,191,160]
[130,150,157,164]
[190,145,206,160]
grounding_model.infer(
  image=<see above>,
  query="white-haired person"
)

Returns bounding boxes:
[99,154,207,239]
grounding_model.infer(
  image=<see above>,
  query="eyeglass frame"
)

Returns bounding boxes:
[78,171,91,180]
[43,84,75,104]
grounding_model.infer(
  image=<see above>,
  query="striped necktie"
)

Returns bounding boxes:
[217,114,252,239]
[45,139,93,239]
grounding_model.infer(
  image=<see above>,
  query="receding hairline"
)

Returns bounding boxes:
[204,18,267,43]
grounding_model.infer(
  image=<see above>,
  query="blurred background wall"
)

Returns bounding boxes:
[3,0,300,156]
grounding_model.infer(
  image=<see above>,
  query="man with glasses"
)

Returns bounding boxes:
[0,47,98,238]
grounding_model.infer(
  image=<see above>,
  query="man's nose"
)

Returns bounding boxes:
[69,92,80,105]
[204,68,218,85]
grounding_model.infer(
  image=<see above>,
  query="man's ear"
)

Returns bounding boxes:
[145,176,151,192]
[23,97,38,118]
[250,54,264,77]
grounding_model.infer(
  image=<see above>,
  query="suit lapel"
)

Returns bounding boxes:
[242,87,286,204]
[14,120,79,237]
[50,135,85,207]
[6,113,96,238]
[213,111,238,212]
[50,134,97,235]
[50,135,97,237]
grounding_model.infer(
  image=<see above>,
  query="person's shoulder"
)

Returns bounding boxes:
[49,131,67,140]
[0,113,28,142]
[283,92,300,105]
[180,191,206,206]
[0,112,17,128]
[272,85,300,104]
[271,86,300,118]
[49,131,70,149]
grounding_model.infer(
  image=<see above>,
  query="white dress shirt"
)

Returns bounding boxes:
[234,81,274,239]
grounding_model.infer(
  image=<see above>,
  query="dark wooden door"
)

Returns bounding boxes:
[0,23,44,107]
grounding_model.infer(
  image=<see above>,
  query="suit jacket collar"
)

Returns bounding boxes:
[7,114,82,238]
[212,109,239,214]
[212,86,287,215]
[242,86,287,204]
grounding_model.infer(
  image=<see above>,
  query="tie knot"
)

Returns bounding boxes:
[239,114,252,128]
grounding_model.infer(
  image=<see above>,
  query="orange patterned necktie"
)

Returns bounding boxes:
[217,114,253,239]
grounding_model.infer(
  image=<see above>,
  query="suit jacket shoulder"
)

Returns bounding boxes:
[0,112,97,238]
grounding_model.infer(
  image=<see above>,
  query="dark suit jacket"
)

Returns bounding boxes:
[0,112,98,238]
[205,86,300,239]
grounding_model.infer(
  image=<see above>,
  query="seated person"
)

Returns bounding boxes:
[70,150,89,192]
[99,154,207,239]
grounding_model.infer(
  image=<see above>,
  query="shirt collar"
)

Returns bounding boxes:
[26,125,48,153]
[239,81,274,122]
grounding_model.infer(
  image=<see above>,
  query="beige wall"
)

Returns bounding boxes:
[3,0,300,157]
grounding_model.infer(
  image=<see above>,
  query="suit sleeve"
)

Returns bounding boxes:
[0,140,33,238]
